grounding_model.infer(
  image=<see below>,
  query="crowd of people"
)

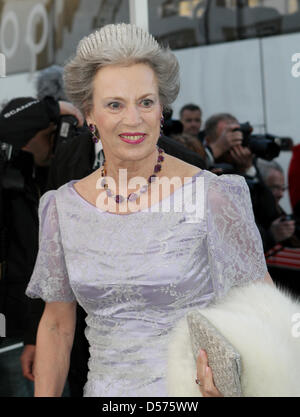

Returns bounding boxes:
[0,23,299,398]
[177,104,300,295]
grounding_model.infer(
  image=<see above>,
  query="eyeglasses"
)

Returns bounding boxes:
[269,185,289,192]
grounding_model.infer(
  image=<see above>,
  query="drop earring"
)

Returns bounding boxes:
[88,123,100,143]
[160,116,164,137]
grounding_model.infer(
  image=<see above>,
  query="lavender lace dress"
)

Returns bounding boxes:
[26,169,267,397]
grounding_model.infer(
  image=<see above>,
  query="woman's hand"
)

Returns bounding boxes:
[196,349,223,397]
[20,344,36,382]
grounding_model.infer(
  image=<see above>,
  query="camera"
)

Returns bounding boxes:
[0,142,13,162]
[281,214,294,222]
[0,114,81,192]
[0,117,75,192]
[279,214,300,240]
[0,141,35,192]
[52,115,79,154]
[233,122,293,160]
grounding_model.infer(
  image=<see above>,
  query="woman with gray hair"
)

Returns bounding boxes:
[25,23,272,397]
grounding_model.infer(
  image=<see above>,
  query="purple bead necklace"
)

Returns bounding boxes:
[100,145,165,204]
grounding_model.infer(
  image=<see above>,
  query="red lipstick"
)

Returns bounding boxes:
[119,133,146,144]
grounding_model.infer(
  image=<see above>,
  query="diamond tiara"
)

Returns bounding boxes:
[77,23,160,59]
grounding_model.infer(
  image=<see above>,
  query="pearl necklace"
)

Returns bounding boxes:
[100,146,165,204]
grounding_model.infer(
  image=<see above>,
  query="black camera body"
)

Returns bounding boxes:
[52,115,79,154]
[0,115,80,193]
[281,214,294,222]
[233,122,293,161]
[0,142,35,192]
[281,214,300,240]
[0,142,13,162]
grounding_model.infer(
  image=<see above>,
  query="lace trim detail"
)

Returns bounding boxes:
[206,175,267,299]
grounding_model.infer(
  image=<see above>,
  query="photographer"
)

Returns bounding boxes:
[255,159,300,296]
[0,96,83,396]
[255,159,299,246]
[288,143,300,218]
[203,113,257,177]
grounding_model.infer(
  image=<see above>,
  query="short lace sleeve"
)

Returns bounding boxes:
[25,191,76,303]
[206,174,267,300]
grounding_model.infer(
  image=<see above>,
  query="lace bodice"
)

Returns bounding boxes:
[26,170,267,396]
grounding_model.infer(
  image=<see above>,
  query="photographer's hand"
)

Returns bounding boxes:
[58,101,84,127]
[270,217,296,242]
[229,144,254,173]
[210,123,242,159]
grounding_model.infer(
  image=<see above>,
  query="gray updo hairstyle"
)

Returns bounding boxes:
[63,23,180,117]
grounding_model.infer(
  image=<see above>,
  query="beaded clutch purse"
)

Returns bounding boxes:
[187,310,243,397]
